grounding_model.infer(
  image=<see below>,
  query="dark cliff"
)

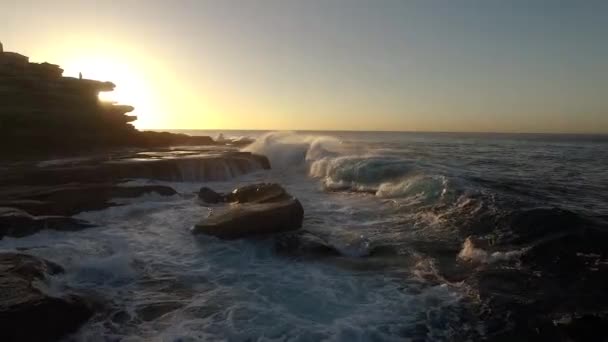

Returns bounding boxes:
[0,42,214,157]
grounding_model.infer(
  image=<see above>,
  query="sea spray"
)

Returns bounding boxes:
[458,237,523,264]
[242,131,343,168]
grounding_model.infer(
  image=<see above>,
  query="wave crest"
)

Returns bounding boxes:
[242,132,341,169]
[244,132,454,204]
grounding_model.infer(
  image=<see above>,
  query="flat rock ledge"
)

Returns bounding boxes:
[0,253,95,341]
[0,207,94,239]
[193,183,304,239]
[0,184,178,239]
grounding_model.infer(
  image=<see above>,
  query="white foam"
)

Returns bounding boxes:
[242,131,342,169]
[376,175,448,201]
[458,237,522,264]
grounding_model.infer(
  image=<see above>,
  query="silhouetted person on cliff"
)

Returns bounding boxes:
[79,72,82,80]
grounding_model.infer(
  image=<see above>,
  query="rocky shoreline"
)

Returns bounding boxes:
[2,43,606,341]
[0,150,278,340]
[2,148,607,341]
[0,43,290,340]
[0,253,96,341]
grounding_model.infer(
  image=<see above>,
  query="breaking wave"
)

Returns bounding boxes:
[242,131,342,169]
[244,132,453,205]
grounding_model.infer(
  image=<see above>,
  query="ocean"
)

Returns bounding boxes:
[2,130,607,341]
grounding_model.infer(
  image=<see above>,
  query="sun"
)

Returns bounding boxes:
[61,55,160,129]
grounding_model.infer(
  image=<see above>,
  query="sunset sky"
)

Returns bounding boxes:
[2,0,607,133]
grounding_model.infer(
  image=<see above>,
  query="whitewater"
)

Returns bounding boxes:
[1,130,607,341]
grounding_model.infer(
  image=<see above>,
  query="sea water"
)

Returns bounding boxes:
[1,131,607,341]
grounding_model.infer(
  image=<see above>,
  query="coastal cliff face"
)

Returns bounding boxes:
[0,43,213,157]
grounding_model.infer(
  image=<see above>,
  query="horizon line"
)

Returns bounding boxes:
[144,128,608,136]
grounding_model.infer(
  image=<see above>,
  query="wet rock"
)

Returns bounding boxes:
[0,184,177,216]
[331,234,372,257]
[275,232,405,260]
[225,183,289,203]
[193,199,304,239]
[368,244,402,257]
[0,207,94,239]
[0,153,271,186]
[0,253,95,341]
[193,183,303,239]
[198,187,223,204]
[274,231,340,257]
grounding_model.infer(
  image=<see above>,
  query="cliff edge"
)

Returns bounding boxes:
[0,42,214,157]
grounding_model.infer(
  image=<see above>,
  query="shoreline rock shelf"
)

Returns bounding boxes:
[0,148,272,239]
[0,207,94,239]
[0,184,178,239]
[0,152,271,186]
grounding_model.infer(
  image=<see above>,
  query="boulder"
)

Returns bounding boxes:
[193,183,304,239]
[198,187,223,204]
[225,183,289,203]
[0,253,95,341]
[193,199,304,239]
[198,183,287,205]
[0,207,94,239]
[274,231,340,257]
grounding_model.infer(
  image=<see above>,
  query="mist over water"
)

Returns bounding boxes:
[3,130,608,341]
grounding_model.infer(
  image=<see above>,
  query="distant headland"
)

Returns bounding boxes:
[0,42,216,158]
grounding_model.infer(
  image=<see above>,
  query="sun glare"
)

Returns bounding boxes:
[61,55,159,129]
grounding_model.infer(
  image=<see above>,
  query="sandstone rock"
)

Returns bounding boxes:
[193,199,304,239]
[193,183,303,239]
[0,253,95,341]
[225,183,289,203]
[0,207,93,239]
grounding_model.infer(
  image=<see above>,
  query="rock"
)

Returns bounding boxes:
[0,253,95,341]
[134,131,215,147]
[0,45,227,157]
[198,187,223,204]
[198,182,286,204]
[274,231,340,257]
[0,153,271,186]
[0,184,178,216]
[0,207,94,239]
[193,199,304,239]
[225,183,289,203]
[193,183,303,239]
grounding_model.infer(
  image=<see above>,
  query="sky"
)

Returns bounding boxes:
[1,0,607,133]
